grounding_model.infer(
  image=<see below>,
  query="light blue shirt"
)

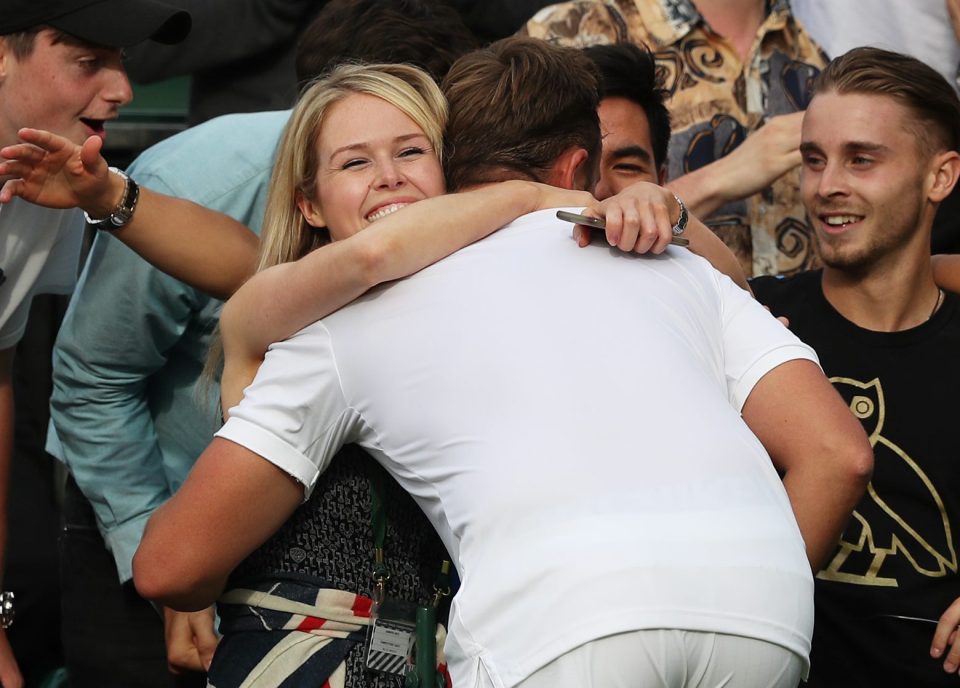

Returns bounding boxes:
[46,109,289,582]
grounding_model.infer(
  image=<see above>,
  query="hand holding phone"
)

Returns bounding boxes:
[556,210,690,247]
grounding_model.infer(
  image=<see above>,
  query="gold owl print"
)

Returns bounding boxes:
[818,377,957,586]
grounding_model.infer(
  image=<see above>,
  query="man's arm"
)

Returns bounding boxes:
[666,112,805,219]
[0,348,24,688]
[0,129,258,299]
[932,255,960,294]
[49,231,210,584]
[741,359,873,570]
[134,438,303,611]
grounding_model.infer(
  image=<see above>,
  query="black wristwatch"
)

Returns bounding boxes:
[0,591,14,630]
[84,167,140,231]
[671,193,688,236]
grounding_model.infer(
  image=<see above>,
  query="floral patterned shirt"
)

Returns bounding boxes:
[523,0,827,276]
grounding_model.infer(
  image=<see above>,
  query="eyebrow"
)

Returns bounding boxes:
[799,141,891,156]
[328,132,429,160]
[608,145,654,165]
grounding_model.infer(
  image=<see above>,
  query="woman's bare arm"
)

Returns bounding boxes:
[218,180,596,409]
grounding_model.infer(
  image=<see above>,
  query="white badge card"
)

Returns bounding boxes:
[365,597,417,676]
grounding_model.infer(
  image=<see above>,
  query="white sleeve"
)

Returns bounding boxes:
[215,322,360,499]
[716,272,820,411]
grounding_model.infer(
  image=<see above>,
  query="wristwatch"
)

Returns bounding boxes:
[0,591,14,630]
[84,167,140,231]
[671,193,688,236]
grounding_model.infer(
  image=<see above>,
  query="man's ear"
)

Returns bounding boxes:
[0,38,10,81]
[296,190,325,228]
[547,147,590,190]
[928,150,960,203]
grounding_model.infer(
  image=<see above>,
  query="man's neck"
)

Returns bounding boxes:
[695,0,766,61]
[821,236,941,333]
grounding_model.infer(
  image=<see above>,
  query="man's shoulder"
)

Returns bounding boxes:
[522,0,656,46]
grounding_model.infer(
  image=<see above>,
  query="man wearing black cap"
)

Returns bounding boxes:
[0,2,189,686]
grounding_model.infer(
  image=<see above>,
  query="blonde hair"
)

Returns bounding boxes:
[202,62,447,398]
[256,62,448,272]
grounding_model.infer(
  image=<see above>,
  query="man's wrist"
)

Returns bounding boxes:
[84,169,127,219]
[84,168,140,231]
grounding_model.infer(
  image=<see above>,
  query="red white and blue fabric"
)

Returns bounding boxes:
[208,575,449,687]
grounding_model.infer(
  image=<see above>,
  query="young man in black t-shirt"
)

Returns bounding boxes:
[751,47,960,687]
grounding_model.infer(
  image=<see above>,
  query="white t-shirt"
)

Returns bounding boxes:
[793,0,960,92]
[0,198,83,349]
[219,209,818,688]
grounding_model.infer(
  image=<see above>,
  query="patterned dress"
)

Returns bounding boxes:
[523,0,827,276]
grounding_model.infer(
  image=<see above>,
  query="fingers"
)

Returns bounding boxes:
[192,607,220,672]
[573,224,590,247]
[164,608,206,674]
[79,135,106,173]
[0,179,24,204]
[0,142,48,166]
[931,598,960,673]
[16,127,70,154]
[601,195,672,254]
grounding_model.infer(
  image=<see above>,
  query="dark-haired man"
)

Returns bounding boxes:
[524,0,827,278]
[136,36,872,688]
[0,2,189,686]
[585,42,672,195]
[751,47,960,687]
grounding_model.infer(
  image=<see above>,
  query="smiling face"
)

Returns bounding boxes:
[297,92,445,241]
[800,91,945,274]
[594,96,664,200]
[0,29,133,147]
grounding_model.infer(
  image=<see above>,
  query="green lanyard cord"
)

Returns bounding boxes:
[369,465,389,602]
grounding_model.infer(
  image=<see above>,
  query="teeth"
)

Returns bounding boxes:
[824,215,861,226]
[366,203,408,223]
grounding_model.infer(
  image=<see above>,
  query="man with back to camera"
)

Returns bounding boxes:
[133,37,873,688]
[0,1,189,685]
[751,47,960,687]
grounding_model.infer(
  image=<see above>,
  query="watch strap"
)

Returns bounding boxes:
[84,167,140,231]
[671,193,688,236]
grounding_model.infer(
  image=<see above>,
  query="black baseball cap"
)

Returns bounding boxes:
[0,0,191,47]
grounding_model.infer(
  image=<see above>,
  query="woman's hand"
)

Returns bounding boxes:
[0,128,122,217]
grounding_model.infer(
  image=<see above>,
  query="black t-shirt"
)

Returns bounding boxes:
[753,271,960,687]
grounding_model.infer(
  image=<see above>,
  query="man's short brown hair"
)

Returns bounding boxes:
[814,47,960,155]
[1,27,43,59]
[442,37,601,191]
